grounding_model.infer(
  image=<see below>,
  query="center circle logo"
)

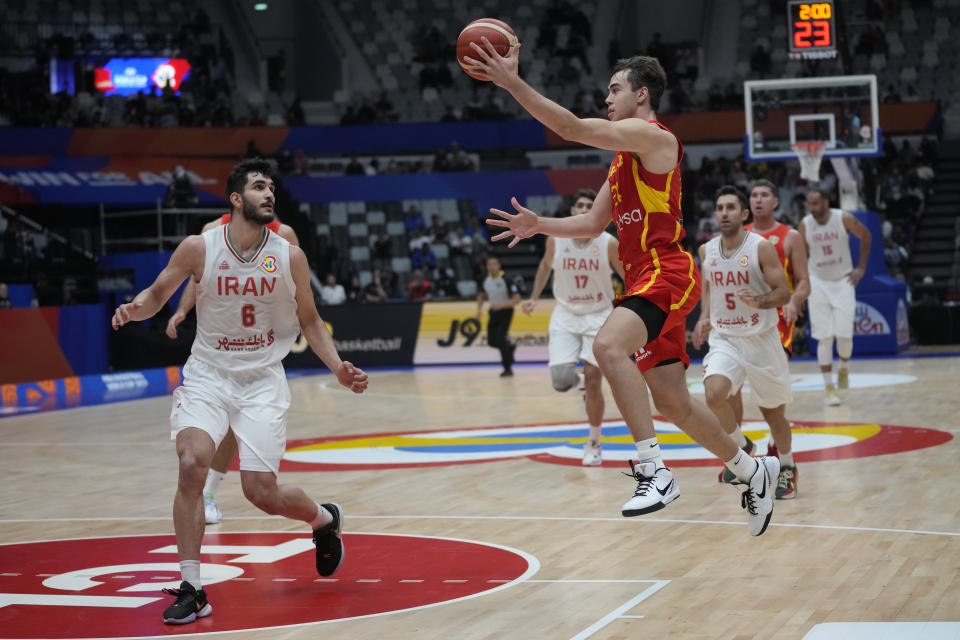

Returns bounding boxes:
[0,532,537,638]
[280,419,951,471]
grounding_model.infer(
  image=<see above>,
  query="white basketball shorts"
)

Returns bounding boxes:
[548,304,611,367]
[702,328,792,409]
[170,356,291,475]
[808,274,856,340]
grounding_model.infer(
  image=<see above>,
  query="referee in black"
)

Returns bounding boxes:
[476,255,521,377]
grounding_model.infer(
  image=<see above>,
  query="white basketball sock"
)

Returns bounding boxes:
[203,469,225,497]
[725,448,759,484]
[309,502,333,529]
[731,424,748,449]
[180,559,201,591]
[817,338,834,367]
[635,437,664,468]
[588,424,602,443]
[779,450,795,467]
[821,370,833,386]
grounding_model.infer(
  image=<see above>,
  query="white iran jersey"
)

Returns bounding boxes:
[191,225,300,370]
[703,231,778,336]
[551,233,615,315]
[803,208,852,281]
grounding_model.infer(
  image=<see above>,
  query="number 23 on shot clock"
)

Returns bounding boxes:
[787,0,838,60]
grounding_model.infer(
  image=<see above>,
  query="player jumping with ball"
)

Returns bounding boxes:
[464,39,779,535]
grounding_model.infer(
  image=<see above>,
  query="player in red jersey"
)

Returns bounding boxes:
[468,43,778,535]
[166,210,299,525]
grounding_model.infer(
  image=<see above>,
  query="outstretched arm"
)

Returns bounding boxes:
[462,40,676,158]
[522,237,555,315]
[291,245,367,393]
[113,235,204,330]
[488,182,613,248]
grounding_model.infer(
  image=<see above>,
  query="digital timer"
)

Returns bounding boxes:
[787,0,838,60]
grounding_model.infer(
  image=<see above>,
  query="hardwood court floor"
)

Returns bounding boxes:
[2,352,959,639]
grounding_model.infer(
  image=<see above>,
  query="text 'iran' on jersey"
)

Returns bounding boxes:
[191,225,300,370]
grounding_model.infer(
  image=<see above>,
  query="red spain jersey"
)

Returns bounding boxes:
[745,221,795,354]
[608,121,699,324]
[221,213,282,233]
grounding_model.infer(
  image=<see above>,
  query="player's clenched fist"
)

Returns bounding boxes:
[336,361,368,394]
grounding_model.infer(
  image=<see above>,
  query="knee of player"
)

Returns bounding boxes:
[703,381,729,408]
[550,364,578,392]
[241,481,278,514]
[653,390,692,425]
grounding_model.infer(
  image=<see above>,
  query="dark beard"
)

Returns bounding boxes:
[240,197,275,225]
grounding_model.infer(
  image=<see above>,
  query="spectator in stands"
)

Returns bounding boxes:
[0,282,12,309]
[363,269,388,303]
[750,44,771,76]
[379,267,401,299]
[371,230,392,266]
[448,224,472,256]
[408,228,431,254]
[320,273,347,305]
[345,155,365,175]
[293,149,308,175]
[343,274,363,302]
[882,84,902,103]
[287,96,305,126]
[165,165,199,208]
[466,218,490,254]
[429,215,447,244]
[411,244,437,270]
[404,206,426,232]
[276,148,295,174]
[405,269,433,301]
[433,266,459,299]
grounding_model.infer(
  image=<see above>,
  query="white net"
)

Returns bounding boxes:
[792,142,827,181]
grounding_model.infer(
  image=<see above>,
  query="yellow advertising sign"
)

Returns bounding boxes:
[414,300,555,364]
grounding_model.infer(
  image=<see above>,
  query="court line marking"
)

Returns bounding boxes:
[569,580,670,640]
[1,515,957,538]
[0,530,543,640]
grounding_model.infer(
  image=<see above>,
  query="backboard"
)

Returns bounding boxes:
[744,74,881,162]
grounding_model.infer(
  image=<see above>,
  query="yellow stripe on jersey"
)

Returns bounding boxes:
[670,249,697,310]
[630,157,674,252]
[634,248,661,295]
[783,257,794,292]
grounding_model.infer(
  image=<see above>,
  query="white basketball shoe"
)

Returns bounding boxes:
[621,461,679,516]
[203,493,222,525]
[582,439,602,466]
[741,456,779,536]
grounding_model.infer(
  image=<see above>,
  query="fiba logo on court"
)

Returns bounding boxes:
[260,255,278,273]
[854,301,890,335]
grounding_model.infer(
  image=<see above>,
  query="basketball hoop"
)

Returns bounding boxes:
[792,141,827,182]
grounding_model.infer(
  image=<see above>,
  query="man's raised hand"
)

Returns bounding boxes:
[487,197,539,248]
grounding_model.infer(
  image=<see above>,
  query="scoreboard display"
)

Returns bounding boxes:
[787,1,838,60]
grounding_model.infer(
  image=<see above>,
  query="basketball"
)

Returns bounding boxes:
[456,18,517,81]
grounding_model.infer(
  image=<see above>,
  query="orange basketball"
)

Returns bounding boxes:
[456,18,518,81]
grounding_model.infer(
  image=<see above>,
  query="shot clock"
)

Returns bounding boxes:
[787,0,838,60]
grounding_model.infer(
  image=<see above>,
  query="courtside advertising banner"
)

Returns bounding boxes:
[284,302,422,368]
[413,300,553,365]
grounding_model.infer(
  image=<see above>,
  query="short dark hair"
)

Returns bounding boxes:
[611,56,667,111]
[750,178,779,199]
[573,188,597,203]
[226,157,277,199]
[806,186,831,200]
[714,185,748,210]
